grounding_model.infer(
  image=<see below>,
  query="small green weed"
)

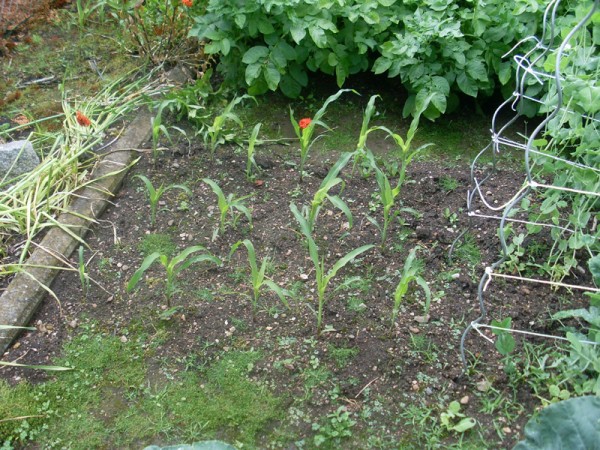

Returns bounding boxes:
[312,406,356,448]
[138,233,177,257]
[328,345,359,369]
[452,233,481,268]
[439,175,459,192]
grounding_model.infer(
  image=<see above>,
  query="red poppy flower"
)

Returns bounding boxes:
[76,111,91,127]
[298,118,312,130]
[182,0,193,7]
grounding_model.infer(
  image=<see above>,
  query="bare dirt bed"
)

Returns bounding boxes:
[0,120,589,446]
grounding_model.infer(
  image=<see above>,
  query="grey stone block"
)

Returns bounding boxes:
[0,140,40,183]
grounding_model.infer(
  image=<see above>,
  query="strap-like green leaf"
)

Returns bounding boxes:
[326,244,374,285]
[127,252,161,292]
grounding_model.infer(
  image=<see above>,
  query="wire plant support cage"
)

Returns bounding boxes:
[457,0,600,370]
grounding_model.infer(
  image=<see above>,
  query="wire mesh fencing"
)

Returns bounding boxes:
[457,0,600,369]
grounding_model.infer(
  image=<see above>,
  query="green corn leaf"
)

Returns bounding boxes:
[178,254,222,273]
[264,279,290,308]
[127,252,161,292]
[327,195,353,228]
[326,244,374,285]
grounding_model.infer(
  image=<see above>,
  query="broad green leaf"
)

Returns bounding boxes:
[234,14,246,28]
[264,63,281,91]
[245,63,262,85]
[290,25,306,44]
[452,417,476,433]
[242,46,269,64]
[514,396,600,450]
[457,72,478,97]
[309,25,327,48]
[372,57,392,75]
[466,59,488,82]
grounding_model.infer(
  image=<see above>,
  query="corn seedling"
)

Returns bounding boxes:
[352,94,381,176]
[366,105,432,249]
[246,123,262,181]
[229,239,289,319]
[150,106,171,164]
[290,89,356,181]
[78,245,90,297]
[203,178,253,239]
[127,245,222,307]
[200,95,254,156]
[391,247,431,327]
[291,203,373,335]
[301,151,354,233]
[365,151,403,250]
[134,175,191,228]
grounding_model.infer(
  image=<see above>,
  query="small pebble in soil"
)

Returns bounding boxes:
[414,315,430,324]
[503,427,512,434]
[409,326,420,334]
[411,381,420,391]
[476,380,491,392]
[460,395,469,405]
[120,336,128,343]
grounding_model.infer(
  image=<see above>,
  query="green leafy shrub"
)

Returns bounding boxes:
[188,0,543,118]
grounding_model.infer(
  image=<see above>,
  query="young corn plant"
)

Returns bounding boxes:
[366,151,403,250]
[150,106,171,164]
[203,178,253,240]
[78,245,90,297]
[291,203,373,335]
[290,89,356,181]
[127,245,222,307]
[352,94,381,177]
[134,175,191,228]
[246,123,262,181]
[297,152,354,233]
[200,95,253,156]
[391,247,431,328]
[366,103,432,249]
[229,239,289,319]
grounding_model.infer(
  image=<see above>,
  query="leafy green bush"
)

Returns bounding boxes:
[189,0,544,118]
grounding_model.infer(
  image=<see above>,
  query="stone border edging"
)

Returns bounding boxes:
[0,107,153,355]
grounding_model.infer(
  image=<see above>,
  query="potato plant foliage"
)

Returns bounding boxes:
[189,0,547,118]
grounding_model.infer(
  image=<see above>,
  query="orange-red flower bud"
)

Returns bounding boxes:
[299,118,312,130]
[76,111,91,127]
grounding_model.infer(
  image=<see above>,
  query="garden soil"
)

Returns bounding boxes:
[0,117,591,446]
